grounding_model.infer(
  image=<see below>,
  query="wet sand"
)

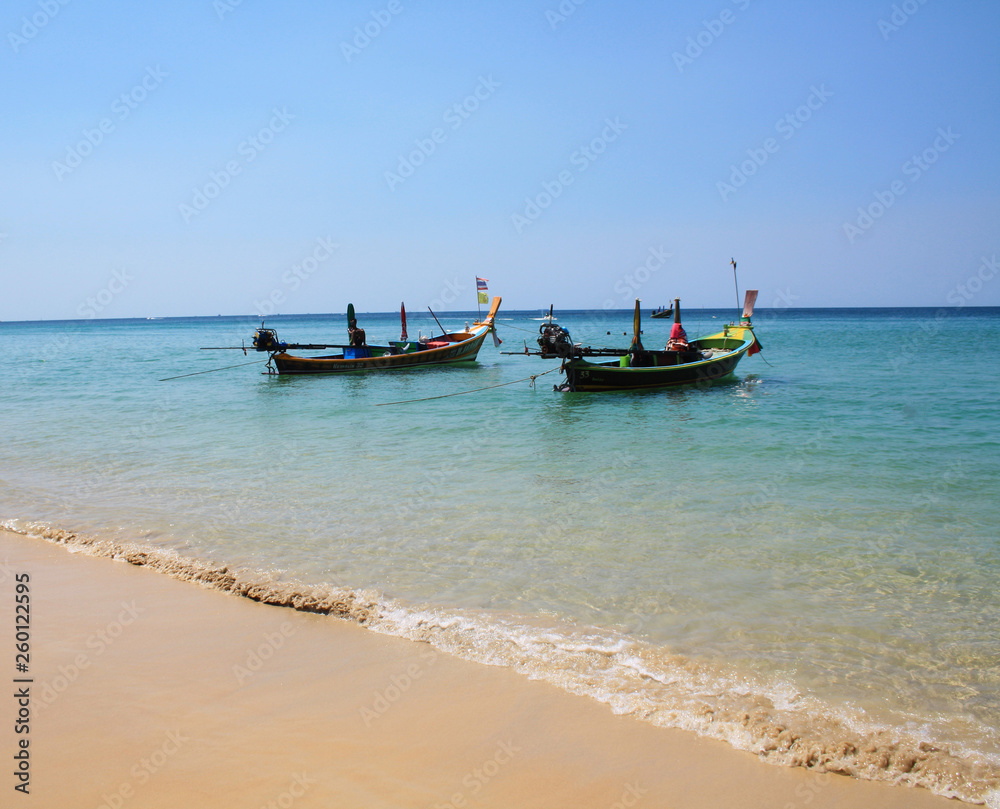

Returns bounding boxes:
[0,529,959,808]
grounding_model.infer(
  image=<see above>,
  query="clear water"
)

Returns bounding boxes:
[2,307,998,801]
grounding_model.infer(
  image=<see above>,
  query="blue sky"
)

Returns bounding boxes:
[2,0,998,320]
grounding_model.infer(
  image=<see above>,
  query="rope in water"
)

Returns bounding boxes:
[159,358,262,381]
[497,322,539,334]
[375,366,561,406]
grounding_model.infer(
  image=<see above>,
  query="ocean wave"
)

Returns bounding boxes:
[5,519,999,805]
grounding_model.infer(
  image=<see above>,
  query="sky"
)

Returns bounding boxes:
[2,0,999,320]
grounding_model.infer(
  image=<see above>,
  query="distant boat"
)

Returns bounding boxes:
[261,297,501,375]
[650,305,673,319]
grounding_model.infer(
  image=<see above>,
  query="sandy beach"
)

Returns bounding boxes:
[0,528,961,809]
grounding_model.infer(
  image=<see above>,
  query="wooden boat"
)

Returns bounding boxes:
[266,297,501,375]
[650,305,674,319]
[560,325,758,391]
[529,292,759,392]
[559,295,759,392]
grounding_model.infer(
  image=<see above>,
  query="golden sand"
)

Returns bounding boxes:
[0,529,958,808]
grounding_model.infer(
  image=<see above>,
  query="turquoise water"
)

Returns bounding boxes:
[2,307,999,802]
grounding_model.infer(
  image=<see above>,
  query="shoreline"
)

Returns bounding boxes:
[0,527,967,808]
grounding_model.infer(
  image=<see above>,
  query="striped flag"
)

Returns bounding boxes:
[476,277,489,304]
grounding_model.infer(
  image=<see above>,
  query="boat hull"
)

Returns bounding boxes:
[269,297,501,375]
[561,326,757,391]
[272,330,489,374]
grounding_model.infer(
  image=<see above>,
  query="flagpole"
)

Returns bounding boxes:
[731,258,740,321]
[476,276,482,320]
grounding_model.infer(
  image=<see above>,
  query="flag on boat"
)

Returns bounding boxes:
[476,277,489,304]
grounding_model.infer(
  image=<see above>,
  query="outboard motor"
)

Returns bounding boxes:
[537,323,576,358]
[252,327,283,352]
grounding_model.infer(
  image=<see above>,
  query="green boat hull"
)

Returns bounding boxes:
[561,326,757,392]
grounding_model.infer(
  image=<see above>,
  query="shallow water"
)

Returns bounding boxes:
[2,306,998,802]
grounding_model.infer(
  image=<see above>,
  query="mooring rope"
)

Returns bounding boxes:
[500,322,543,334]
[159,359,263,381]
[375,366,561,406]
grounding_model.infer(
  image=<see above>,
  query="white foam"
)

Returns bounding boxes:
[7,520,1000,805]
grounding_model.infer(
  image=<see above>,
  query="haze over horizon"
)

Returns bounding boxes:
[2,1,998,321]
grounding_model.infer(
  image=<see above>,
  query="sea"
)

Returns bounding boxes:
[2,306,998,804]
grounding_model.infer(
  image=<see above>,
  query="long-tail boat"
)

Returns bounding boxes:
[260,297,502,375]
[509,292,760,392]
[650,304,674,319]
[559,295,759,391]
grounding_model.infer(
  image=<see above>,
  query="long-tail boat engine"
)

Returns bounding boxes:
[252,327,287,352]
[537,323,576,358]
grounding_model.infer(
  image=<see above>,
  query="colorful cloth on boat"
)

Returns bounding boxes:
[667,322,689,351]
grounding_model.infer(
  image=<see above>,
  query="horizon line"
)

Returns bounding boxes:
[2,304,999,326]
